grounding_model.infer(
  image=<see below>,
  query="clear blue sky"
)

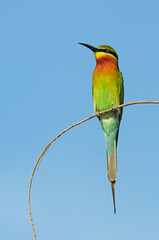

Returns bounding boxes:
[0,0,159,239]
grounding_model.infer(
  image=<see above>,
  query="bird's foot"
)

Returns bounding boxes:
[95,111,101,119]
[111,107,117,113]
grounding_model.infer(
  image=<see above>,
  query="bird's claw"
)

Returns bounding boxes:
[96,111,101,118]
[111,107,117,113]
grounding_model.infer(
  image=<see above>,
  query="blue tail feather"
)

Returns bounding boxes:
[100,118,119,156]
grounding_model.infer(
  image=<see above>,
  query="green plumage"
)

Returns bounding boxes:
[93,63,124,156]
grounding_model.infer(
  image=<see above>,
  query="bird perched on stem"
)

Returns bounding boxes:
[79,43,124,213]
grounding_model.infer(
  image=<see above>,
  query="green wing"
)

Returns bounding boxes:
[119,71,124,121]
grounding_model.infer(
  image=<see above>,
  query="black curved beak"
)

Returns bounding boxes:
[78,43,97,52]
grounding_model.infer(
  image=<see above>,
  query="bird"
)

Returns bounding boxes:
[79,43,124,213]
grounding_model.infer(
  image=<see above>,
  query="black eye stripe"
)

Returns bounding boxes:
[97,48,118,59]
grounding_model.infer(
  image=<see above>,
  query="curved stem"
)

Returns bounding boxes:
[28,100,159,240]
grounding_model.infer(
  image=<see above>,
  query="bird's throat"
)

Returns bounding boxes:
[94,52,118,72]
[95,57,118,74]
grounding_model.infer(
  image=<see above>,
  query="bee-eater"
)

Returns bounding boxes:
[79,43,124,213]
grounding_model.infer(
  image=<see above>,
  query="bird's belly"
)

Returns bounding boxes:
[93,73,120,112]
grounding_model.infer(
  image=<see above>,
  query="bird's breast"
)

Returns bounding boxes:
[92,65,120,112]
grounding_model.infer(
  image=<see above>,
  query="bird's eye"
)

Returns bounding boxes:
[105,49,109,53]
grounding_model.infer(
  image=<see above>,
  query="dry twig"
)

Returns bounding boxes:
[28,100,159,240]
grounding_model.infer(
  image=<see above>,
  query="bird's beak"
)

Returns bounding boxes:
[78,43,97,52]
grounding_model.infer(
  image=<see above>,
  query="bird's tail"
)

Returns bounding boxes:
[107,140,117,214]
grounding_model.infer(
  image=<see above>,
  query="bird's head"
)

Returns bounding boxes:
[79,43,118,64]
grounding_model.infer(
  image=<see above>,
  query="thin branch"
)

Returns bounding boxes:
[28,100,159,240]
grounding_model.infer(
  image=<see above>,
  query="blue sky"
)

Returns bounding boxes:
[0,0,159,239]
